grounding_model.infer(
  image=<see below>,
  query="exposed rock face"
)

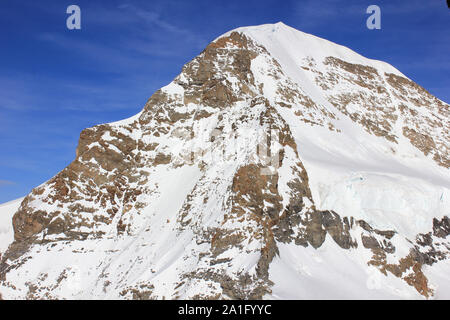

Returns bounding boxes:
[301,56,449,167]
[0,23,449,299]
[365,216,450,298]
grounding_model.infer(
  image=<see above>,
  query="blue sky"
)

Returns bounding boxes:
[0,0,448,203]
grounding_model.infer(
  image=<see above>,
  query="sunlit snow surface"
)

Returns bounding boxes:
[0,198,23,254]
[242,23,449,299]
[0,23,449,299]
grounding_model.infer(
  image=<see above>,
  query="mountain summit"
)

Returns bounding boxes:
[0,23,449,299]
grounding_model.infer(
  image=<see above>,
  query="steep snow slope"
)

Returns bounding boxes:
[0,198,23,255]
[241,22,449,237]
[0,23,448,300]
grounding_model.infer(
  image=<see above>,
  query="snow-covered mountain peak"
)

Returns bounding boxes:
[223,22,406,77]
[0,23,448,300]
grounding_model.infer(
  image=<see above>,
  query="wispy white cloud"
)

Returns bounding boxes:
[293,0,446,29]
[293,0,362,28]
[117,4,207,48]
[381,0,443,14]
[0,180,15,186]
[41,2,208,60]
[26,2,211,113]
